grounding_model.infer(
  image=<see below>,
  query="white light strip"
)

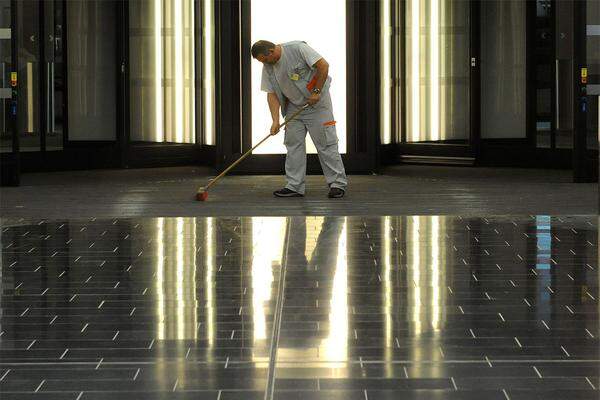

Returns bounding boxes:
[154,0,163,142]
[381,0,392,144]
[189,0,196,144]
[431,216,440,331]
[411,0,420,141]
[203,0,215,145]
[174,0,184,143]
[383,217,392,376]
[430,0,439,140]
[412,216,421,334]
[384,216,391,337]
[176,218,184,340]
[192,218,197,339]
[156,218,165,340]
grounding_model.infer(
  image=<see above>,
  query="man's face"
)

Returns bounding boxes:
[256,49,277,65]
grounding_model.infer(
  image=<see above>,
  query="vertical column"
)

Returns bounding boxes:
[586,2,600,191]
[572,0,589,181]
[202,0,214,145]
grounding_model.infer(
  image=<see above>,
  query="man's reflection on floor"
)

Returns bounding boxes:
[283,216,348,362]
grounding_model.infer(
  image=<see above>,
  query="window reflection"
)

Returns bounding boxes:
[410,216,422,335]
[535,216,552,320]
[322,218,348,364]
[431,216,442,332]
[154,217,198,341]
[156,218,165,340]
[206,217,214,347]
[383,217,394,376]
[405,216,446,368]
[536,216,552,270]
[251,217,285,345]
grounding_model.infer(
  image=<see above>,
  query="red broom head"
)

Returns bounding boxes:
[196,190,208,201]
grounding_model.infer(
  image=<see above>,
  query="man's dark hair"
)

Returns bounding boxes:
[251,40,276,58]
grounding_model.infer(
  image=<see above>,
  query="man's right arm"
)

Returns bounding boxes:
[267,92,281,135]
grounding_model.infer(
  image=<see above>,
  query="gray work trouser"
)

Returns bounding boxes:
[283,93,348,195]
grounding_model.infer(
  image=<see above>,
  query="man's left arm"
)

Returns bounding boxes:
[298,43,328,105]
[308,58,329,105]
[313,58,329,91]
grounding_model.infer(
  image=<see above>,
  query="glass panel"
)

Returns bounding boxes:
[44,0,64,151]
[129,0,196,144]
[405,0,470,143]
[0,0,12,153]
[67,0,116,141]
[250,0,346,154]
[535,0,552,148]
[481,0,526,139]
[17,0,41,151]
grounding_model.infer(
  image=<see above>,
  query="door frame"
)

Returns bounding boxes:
[215,0,379,175]
[0,0,20,185]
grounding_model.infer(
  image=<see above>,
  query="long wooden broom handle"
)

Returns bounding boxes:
[205,104,309,190]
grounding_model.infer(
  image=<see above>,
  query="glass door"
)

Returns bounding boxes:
[4,0,64,154]
[391,0,477,163]
[226,0,377,174]
[16,0,40,151]
[535,0,554,148]
[0,0,13,154]
[42,0,64,151]
[0,0,19,185]
[405,0,471,145]
[128,0,197,145]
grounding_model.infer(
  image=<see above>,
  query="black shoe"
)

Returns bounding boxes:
[274,188,303,198]
[328,187,345,198]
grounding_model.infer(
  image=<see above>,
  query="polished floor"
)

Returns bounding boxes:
[0,216,599,399]
[1,165,596,217]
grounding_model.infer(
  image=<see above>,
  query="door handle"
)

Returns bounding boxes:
[555,59,559,130]
[46,62,55,133]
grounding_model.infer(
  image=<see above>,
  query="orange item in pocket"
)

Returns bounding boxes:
[306,76,318,92]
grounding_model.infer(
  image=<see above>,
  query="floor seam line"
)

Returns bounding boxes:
[264,216,291,400]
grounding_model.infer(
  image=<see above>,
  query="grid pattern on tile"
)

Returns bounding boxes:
[0,216,599,400]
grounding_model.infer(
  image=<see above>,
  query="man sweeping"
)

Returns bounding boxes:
[251,40,347,198]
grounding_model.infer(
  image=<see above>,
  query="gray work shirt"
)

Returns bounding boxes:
[260,41,323,106]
